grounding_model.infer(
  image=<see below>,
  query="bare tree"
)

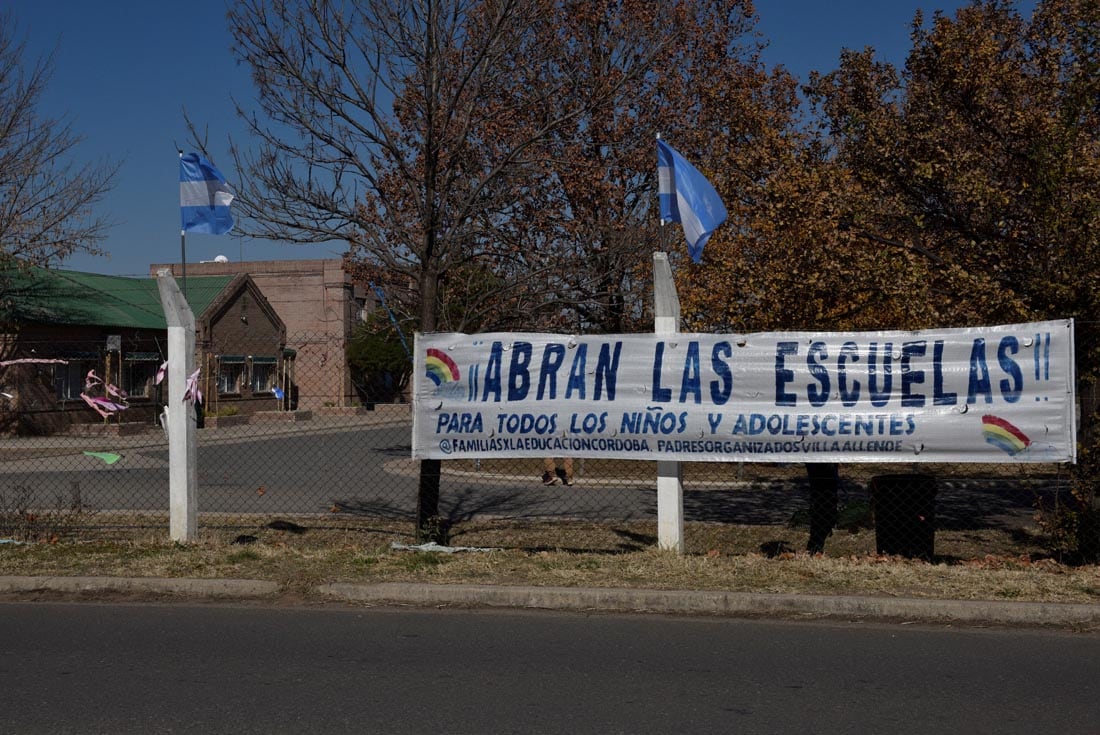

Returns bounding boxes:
[213,0,656,538]
[218,1,579,324]
[0,13,117,273]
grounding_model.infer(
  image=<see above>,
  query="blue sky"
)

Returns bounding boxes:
[15,0,1036,276]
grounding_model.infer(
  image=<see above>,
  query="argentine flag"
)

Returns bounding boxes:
[657,140,727,263]
[180,153,235,235]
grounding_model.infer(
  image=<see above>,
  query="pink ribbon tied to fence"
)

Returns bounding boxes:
[156,361,202,405]
[80,369,129,419]
[0,358,69,367]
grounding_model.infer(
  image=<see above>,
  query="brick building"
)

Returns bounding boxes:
[150,259,372,410]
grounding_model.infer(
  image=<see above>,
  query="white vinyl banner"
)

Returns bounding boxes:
[412,320,1076,464]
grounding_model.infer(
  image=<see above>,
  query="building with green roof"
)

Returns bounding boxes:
[1,266,235,330]
[1,265,287,435]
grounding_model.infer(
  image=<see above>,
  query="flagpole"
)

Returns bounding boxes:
[181,230,187,299]
[656,132,664,227]
[178,150,187,300]
[652,131,684,551]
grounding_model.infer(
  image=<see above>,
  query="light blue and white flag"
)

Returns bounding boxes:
[657,139,727,263]
[180,153,235,235]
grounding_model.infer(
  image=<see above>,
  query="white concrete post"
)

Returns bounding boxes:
[156,269,198,542]
[653,252,684,552]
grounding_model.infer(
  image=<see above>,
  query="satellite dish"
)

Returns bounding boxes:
[214,255,229,263]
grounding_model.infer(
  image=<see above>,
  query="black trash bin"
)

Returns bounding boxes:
[870,474,936,560]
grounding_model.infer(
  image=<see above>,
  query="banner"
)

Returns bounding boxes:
[412,320,1076,464]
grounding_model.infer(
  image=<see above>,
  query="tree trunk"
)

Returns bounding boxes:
[805,463,839,554]
[415,264,445,542]
[416,457,444,543]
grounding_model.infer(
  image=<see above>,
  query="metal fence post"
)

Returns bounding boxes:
[653,252,684,552]
[156,269,198,542]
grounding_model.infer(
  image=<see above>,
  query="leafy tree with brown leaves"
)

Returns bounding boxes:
[683,0,1099,335]
[683,0,1100,555]
[809,0,1099,328]
[809,1,1100,541]
[505,0,766,334]
[428,0,834,340]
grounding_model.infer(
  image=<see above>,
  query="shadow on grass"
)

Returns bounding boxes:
[326,470,1069,559]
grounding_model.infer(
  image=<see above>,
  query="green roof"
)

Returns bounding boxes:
[0,266,235,330]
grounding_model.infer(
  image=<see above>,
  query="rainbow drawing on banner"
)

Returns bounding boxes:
[425,347,460,386]
[981,415,1031,456]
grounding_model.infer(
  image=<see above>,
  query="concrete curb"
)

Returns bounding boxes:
[318,582,1100,627]
[0,576,280,598]
[3,576,1098,627]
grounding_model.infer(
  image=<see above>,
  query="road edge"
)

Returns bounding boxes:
[3,576,1098,628]
[322,581,1100,627]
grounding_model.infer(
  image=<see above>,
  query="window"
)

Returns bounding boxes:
[217,356,246,394]
[54,357,98,400]
[122,353,160,398]
[251,357,276,393]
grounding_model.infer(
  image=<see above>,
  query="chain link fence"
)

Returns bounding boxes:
[2,326,1097,563]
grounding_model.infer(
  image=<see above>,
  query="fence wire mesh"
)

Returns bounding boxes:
[1,326,1098,563]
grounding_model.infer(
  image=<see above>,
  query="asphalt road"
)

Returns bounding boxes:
[3,602,1099,734]
[0,420,1058,527]
[0,423,728,521]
